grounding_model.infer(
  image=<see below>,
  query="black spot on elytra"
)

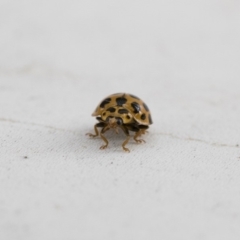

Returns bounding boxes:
[148,114,153,124]
[116,97,127,106]
[143,102,149,111]
[115,117,123,125]
[118,109,129,114]
[100,98,111,108]
[131,102,141,113]
[141,113,146,120]
[129,94,140,99]
[96,117,103,121]
[107,107,116,113]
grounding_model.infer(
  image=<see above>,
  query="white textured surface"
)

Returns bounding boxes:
[1,0,240,240]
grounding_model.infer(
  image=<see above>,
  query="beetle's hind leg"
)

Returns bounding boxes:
[130,125,148,144]
[133,130,146,144]
[86,122,106,137]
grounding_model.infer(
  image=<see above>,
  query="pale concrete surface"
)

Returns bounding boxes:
[0,1,240,240]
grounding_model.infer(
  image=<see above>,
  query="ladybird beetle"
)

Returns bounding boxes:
[86,93,153,152]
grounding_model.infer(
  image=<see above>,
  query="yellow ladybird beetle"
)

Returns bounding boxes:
[86,93,153,152]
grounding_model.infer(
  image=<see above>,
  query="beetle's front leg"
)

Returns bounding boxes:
[120,126,131,152]
[99,126,110,150]
[86,122,106,137]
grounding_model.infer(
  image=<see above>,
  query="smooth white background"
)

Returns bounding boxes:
[0,0,240,239]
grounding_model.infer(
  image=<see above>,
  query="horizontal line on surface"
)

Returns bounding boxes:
[0,117,239,149]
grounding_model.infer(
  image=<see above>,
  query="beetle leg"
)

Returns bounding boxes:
[122,136,131,152]
[137,125,149,137]
[123,124,148,144]
[99,126,110,150]
[86,122,106,137]
[133,130,146,144]
[120,126,131,152]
